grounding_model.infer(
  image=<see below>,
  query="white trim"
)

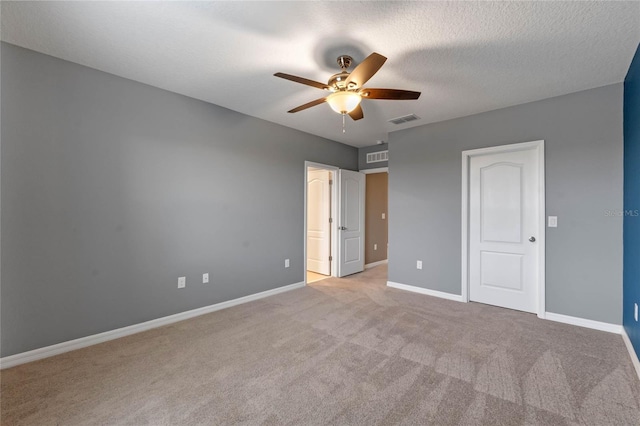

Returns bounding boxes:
[365,259,388,269]
[461,140,546,317]
[304,161,339,282]
[360,167,388,174]
[537,143,546,317]
[622,328,640,381]
[544,312,622,334]
[387,281,464,302]
[461,153,469,303]
[462,141,544,157]
[0,281,305,370]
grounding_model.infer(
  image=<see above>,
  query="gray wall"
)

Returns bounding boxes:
[358,144,389,170]
[0,43,358,357]
[388,84,623,324]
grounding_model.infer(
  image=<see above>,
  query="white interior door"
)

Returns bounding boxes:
[469,147,540,313]
[307,169,331,275]
[338,169,365,277]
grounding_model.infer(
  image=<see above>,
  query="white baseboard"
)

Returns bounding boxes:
[387,281,464,302]
[622,328,640,381]
[0,281,305,370]
[365,259,388,269]
[544,312,622,334]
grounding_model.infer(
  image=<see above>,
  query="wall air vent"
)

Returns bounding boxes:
[388,114,421,125]
[366,150,388,164]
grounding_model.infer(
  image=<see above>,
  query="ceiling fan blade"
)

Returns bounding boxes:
[348,104,364,121]
[274,72,330,90]
[288,97,327,113]
[360,88,421,100]
[345,53,387,88]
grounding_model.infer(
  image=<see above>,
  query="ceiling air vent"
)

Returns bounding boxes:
[388,114,421,125]
[366,150,388,164]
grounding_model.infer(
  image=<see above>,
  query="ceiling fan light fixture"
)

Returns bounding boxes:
[327,91,362,114]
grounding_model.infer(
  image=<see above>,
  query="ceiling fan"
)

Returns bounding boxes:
[274,52,421,123]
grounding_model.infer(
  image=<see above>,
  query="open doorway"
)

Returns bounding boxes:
[363,169,389,269]
[305,162,366,283]
[305,162,338,284]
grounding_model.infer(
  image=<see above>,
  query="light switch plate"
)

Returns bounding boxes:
[417,260,422,270]
[548,216,558,227]
[285,259,290,268]
[203,273,209,284]
[382,213,386,219]
[178,276,186,289]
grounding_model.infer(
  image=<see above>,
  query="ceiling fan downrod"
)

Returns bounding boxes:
[337,55,353,71]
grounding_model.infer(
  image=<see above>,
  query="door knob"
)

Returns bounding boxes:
[529,236,536,242]
[339,226,347,230]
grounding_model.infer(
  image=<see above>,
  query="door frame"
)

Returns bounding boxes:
[461,140,546,318]
[304,161,339,283]
[361,167,388,175]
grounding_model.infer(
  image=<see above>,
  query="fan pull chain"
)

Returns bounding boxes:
[342,113,346,133]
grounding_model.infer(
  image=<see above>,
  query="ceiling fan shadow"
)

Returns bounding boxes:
[313,37,371,72]
[175,2,308,38]
[390,39,553,93]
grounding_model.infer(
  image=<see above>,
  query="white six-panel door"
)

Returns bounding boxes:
[469,147,540,313]
[338,170,365,277]
[307,169,331,275]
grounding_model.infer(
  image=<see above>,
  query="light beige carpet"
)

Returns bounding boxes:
[2,265,639,425]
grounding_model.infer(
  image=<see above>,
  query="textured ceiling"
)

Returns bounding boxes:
[2,1,639,147]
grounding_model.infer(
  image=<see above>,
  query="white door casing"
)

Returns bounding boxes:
[462,141,545,316]
[338,169,365,277]
[307,169,331,275]
[304,161,339,281]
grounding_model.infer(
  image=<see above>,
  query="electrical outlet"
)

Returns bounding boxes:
[285,259,290,268]
[635,303,638,322]
[382,213,386,219]
[548,216,558,227]
[203,273,209,284]
[417,260,422,270]
[374,244,377,251]
[178,276,186,289]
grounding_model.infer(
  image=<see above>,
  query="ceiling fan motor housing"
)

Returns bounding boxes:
[328,71,352,90]
[328,56,359,91]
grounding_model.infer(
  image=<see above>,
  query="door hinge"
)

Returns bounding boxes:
[329,256,333,261]
[329,180,333,185]
[329,217,333,223]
